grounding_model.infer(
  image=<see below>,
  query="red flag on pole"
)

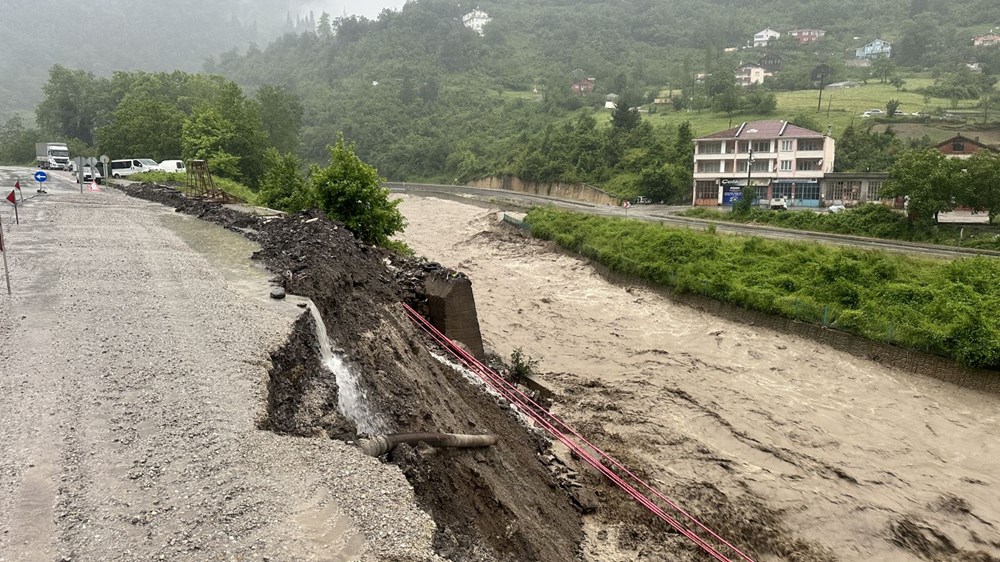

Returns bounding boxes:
[6,190,18,225]
[14,180,20,191]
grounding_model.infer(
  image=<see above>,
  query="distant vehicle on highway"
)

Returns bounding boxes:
[158,159,186,173]
[75,164,103,184]
[36,142,70,170]
[634,196,652,205]
[109,158,161,178]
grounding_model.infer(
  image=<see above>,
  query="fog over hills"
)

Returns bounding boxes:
[0,0,403,119]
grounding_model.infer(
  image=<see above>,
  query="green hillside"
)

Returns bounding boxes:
[7,0,1000,202]
[202,0,1000,191]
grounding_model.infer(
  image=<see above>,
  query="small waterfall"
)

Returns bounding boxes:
[305,301,385,435]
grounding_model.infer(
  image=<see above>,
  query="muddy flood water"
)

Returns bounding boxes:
[396,194,1000,562]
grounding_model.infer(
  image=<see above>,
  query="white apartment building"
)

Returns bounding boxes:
[692,120,836,207]
[753,28,780,47]
[735,63,766,86]
[462,9,491,35]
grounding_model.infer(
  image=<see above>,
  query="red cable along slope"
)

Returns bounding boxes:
[401,303,755,562]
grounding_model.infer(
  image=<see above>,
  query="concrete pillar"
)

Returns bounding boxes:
[424,270,486,361]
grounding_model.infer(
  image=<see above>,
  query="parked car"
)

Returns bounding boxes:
[109,158,161,178]
[75,165,103,184]
[634,196,652,205]
[769,197,789,210]
[158,159,186,173]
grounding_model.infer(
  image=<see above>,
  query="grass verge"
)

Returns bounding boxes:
[129,171,258,205]
[525,206,1000,369]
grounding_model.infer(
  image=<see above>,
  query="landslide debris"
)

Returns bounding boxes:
[118,184,583,562]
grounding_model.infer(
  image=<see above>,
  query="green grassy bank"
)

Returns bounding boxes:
[524,207,1000,369]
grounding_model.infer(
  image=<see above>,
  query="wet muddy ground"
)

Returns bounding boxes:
[395,194,1000,562]
[117,184,584,562]
[66,181,998,561]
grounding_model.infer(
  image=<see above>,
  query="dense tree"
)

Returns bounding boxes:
[0,115,42,164]
[884,149,962,224]
[35,66,112,144]
[961,150,1000,224]
[182,107,243,180]
[256,85,304,154]
[834,124,905,172]
[96,96,185,161]
[257,150,310,212]
[309,136,405,246]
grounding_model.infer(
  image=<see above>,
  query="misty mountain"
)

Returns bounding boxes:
[0,0,333,118]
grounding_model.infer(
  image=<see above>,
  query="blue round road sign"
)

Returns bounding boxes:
[34,171,48,183]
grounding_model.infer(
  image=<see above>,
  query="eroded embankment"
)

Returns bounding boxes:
[395,195,1000,562]
[118,184,582,562]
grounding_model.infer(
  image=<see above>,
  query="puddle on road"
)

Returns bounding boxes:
[159,211,276,302]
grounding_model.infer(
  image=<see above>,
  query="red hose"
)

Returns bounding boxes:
[401,303,755,562]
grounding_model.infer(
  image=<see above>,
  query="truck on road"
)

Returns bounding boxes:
[36,142,70,170]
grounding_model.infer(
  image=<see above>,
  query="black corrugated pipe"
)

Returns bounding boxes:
[358,432,498,457]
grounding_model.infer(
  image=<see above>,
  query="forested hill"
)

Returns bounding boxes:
[0,0,324,118]
[207,0,1000,189]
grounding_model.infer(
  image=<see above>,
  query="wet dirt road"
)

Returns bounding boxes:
[396,194,1000,561]
[0,172,439,562]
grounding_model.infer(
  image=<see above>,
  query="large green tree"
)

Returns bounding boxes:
[96,96,184,161]
[309,136,405,246]
[256,85,304,154]
[35,65,113,144]
[961,150,1000,224]
[884,149,962,224]
[257,150,309,212]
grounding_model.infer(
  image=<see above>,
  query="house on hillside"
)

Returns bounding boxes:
[692,120,835,207]
[735,63,767,87]
[753,28,781,47]
[758,52,782,71]
[933,134,998,159]
[462,9,491,35]
[789,29,826,44]
[604,93,620,109]
[572,77,596,94]
[856,38,892,59]
[973,33,1000,47]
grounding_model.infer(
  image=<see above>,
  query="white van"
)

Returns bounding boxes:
[158,159,186,173]
[109,158,161,178]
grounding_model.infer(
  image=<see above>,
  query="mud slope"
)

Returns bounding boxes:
[119,184,583,562]
[396,194,1000,562]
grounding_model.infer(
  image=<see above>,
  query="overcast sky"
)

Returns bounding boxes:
[297,0,409,20]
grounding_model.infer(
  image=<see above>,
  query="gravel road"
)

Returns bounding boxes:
[0,171,440,562]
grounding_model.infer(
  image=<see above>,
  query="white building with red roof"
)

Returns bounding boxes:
[692,120,835,207]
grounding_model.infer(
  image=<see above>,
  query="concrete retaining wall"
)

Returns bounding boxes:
[467,175,621,207]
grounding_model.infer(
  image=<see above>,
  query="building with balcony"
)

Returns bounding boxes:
[753,28,780,47]
[856,38,892,59]
[692,120,836,207]
[735,63,767,87]
[789,29,826,44]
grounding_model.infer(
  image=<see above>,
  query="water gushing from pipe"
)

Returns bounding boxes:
[305,301,385,435]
